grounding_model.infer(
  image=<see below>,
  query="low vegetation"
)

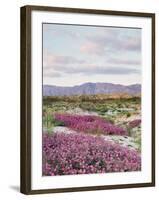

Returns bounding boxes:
[43,133,141,176]
[42,94,141,175]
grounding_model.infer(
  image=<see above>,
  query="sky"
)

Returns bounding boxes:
[43,23,141,86]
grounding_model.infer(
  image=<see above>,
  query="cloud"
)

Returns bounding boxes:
[96,36,140,51]
[80,41,105,55]
[107,57,141,65]
[43,50,140,79]
[43,23,82,39]
[43,24,141,85]
[43,70,62,78]
[117,36,141,51]
[44,63,140,79]
[43,51,85,68]
[80,28,141,55]
[44,24,141,57]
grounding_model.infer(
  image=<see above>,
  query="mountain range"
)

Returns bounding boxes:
[43,82,141,96]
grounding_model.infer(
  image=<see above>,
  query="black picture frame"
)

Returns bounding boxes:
[20,5,155,195]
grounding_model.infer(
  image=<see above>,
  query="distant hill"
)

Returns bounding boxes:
[43,82,141,96]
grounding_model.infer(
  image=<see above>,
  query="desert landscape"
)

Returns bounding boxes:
[42,23,141,176]
[42,82,141,176]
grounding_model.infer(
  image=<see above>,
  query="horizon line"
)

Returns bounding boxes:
[43,82,141,87]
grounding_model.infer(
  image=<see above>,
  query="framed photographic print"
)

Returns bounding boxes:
[20,5,155,194]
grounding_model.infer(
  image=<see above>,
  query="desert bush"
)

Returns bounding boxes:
[129,119,141,128]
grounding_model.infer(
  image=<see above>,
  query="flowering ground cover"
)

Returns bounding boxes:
[43,133,141,176]
[42,95,142,174]
[54,113,127,136]
[128,119,141,129]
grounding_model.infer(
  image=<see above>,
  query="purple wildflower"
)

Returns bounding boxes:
[129,119,141,128]
[43,133,141,176]
[54,113,127,136]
